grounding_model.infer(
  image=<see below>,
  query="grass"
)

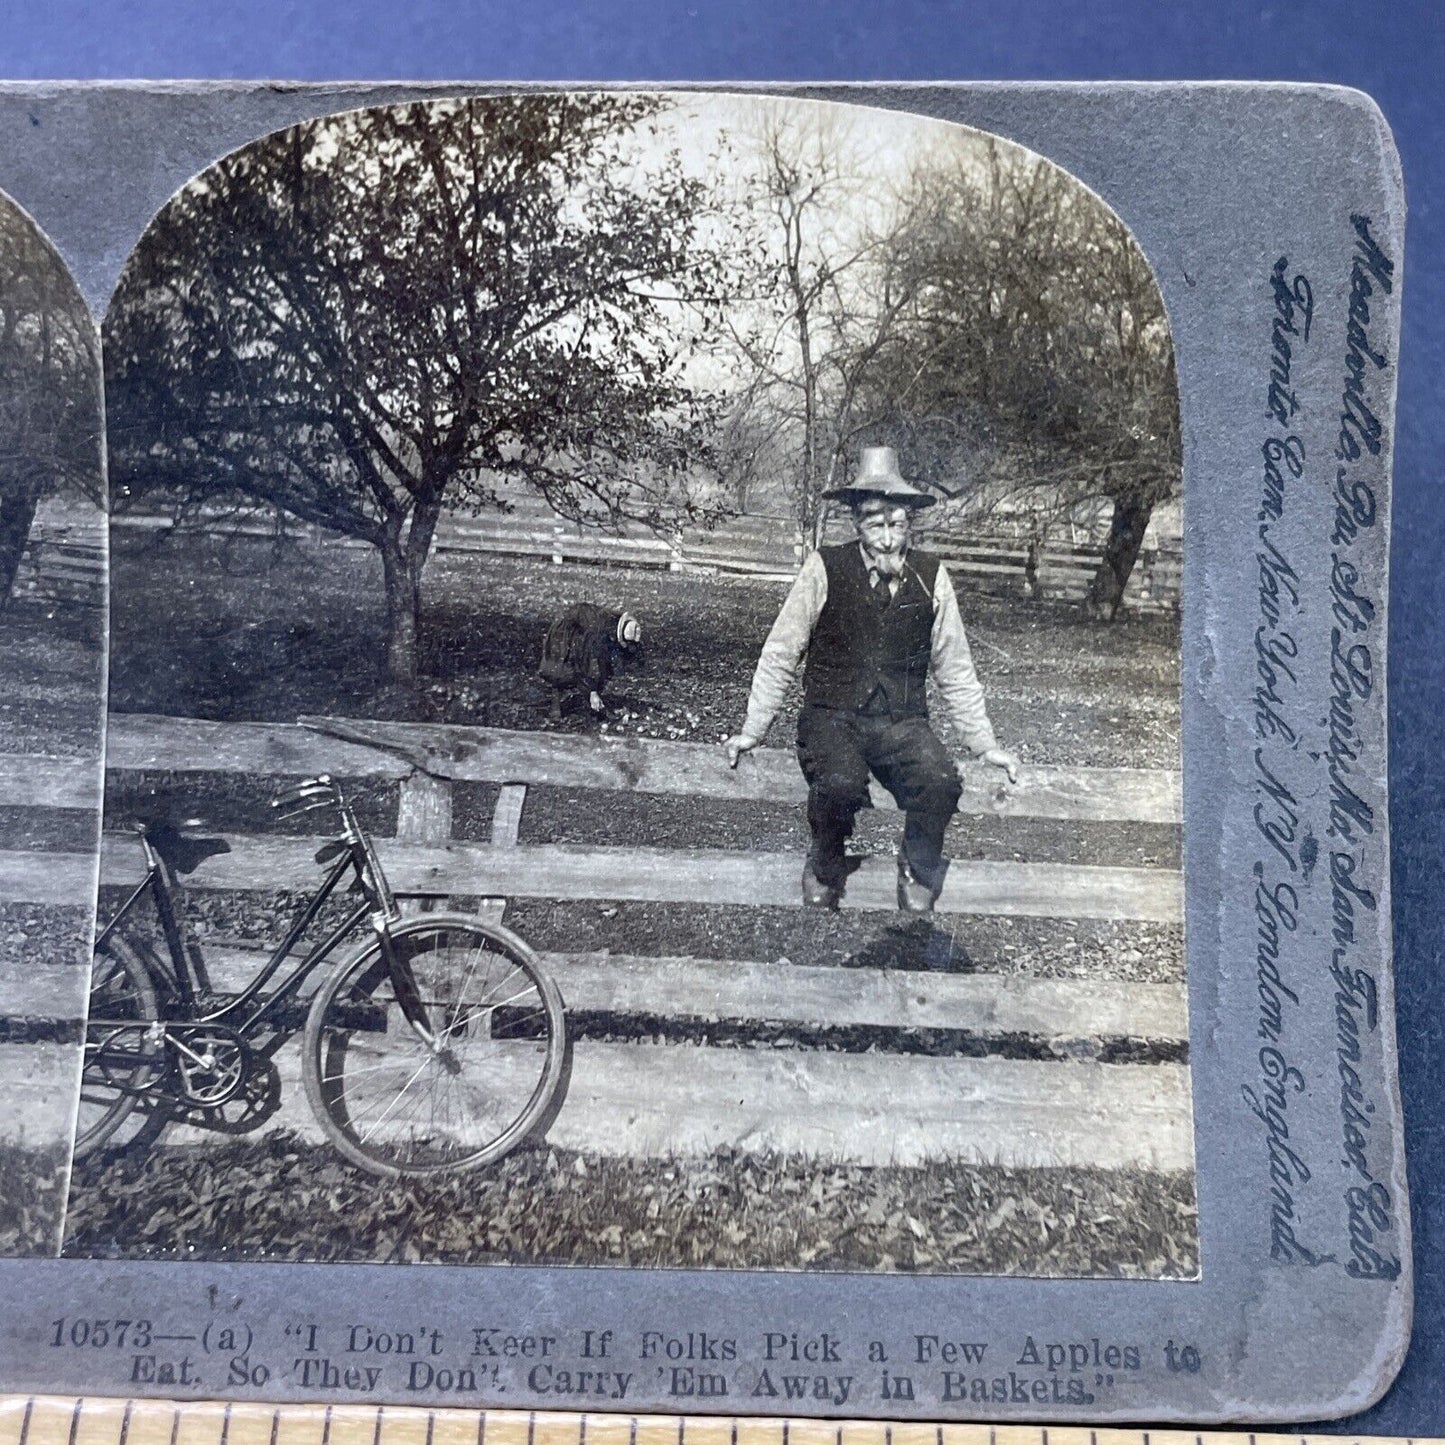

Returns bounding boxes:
[109,535,1181,770]
[64,1133,1198,1279]
[0,594,104,758]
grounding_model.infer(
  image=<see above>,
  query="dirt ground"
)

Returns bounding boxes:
[0,1142,67,1256]
[110,535,1181,770]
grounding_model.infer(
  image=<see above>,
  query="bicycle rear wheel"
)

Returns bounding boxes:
[74,935,163,1159]
[301,914,567,1178]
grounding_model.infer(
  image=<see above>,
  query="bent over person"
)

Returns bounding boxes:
[539,602,643,722]
[724,448,1019,912]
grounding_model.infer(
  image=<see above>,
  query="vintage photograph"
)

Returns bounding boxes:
[0,191,106,1255]
[65,91,1193,1278]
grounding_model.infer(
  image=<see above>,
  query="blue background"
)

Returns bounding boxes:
[6,0,1443,1431]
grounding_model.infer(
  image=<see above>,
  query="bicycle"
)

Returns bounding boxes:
[80,775,568,1178]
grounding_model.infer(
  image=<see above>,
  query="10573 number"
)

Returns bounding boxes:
[49,1319,153,1349]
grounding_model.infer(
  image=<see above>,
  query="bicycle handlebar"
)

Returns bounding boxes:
[270,775,336,812]
[269,774,399,924]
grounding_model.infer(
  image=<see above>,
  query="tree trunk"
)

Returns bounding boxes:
[1087,497,1153,620]
[379,494,444,684]
[0,490,39,609]
[380,537,421,683]
[1023,536,1044,601]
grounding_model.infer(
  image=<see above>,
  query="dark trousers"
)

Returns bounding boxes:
[796,703,962,893]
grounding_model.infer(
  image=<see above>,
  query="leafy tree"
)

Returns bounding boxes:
[884,138,1181,615]
[0,197,101,608]
[105,95,725,681]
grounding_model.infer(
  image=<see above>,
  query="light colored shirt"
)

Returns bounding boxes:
[741,545,1001,755]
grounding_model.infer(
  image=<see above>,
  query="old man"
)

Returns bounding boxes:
[723,447,1019,911]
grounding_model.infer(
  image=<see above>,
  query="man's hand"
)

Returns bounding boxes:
[723,733,761,769]
[979,747,1020,784]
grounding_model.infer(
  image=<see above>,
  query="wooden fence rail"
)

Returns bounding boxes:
[144,1037,1192,1171]
[112,508,1183,607]
[12,523,105,608]
[0,714,1191,1168]
[102,712,1184,826]
[88,831,1180,924]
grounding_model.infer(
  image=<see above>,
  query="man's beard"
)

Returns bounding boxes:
[865,544,908,578]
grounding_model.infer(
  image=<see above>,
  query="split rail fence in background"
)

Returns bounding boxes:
[11,512,106,609]
[113,500,1183,611]
[2,712,1189,1172]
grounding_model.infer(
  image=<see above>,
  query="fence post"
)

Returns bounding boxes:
[395,771,453,915]
[396,772,453,845]
[479,782,527,924]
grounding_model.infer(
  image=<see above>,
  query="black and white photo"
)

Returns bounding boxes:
[0,191,105,1256]
[64,92,1193,1279]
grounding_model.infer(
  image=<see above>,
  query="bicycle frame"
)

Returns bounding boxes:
[95,831,373,1039]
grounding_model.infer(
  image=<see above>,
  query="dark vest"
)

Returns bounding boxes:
[803,544,939,717]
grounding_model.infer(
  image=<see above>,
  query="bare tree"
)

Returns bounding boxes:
[0,198,101,608]
[105,95,727,682]
[723,111,934,551]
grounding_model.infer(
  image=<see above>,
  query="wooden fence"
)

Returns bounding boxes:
[114,505,1183,609]
[0,747,101,1147]
[0,714,1191,1170]
[11,516,106,608]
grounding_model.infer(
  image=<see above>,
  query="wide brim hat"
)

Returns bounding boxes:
[823,446,937,509]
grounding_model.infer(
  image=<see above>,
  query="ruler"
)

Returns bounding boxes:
[0,1398,1421,1445]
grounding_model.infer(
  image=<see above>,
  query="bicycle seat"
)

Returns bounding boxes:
[142,820,232,876]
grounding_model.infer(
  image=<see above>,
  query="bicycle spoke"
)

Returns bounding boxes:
[305,919,564,1176]
[351,1053,437,1144]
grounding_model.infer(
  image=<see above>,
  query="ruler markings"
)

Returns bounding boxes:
[0,1402,1440,1445]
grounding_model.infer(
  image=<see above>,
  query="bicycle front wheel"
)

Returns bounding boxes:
[301,914,567,1178]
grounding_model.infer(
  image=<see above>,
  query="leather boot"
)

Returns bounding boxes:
[897,858,939,913]
[802,858,842,910]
